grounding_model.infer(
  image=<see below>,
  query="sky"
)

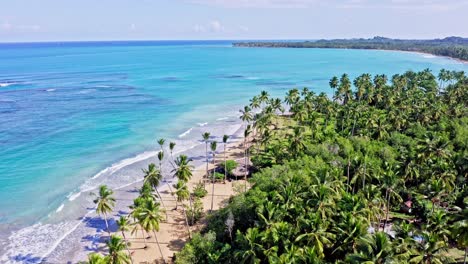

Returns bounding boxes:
[0,0,467,42]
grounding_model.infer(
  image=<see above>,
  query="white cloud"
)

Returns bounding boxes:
[183,0,467,10]
[0,20,41,32]
[209,20,224,32]
[130,23,136,31]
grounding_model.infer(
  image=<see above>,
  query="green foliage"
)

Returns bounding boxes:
[224,160,238,176]
[187,197,204,226]
[214,172,224,180]
[193,182,208,198]
[178,69,468,263]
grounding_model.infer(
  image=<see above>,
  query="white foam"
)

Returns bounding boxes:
[198,122,208,127]
[246,76,260,80]
[91,150,157,180]
[216,117,228,121]
[422,54,436,59]
[67,192,81,201]
[55,204,65,213]
[178,127,193,138]
[46,88,56,92]
[0,83,13,88]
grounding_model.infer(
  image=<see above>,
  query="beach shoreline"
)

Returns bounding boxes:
[0,115,246,264]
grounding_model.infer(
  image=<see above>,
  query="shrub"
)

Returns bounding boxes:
[224,160,238,175]
[187,197,204,225]
[193,182,208,198]
[214,172,224,180]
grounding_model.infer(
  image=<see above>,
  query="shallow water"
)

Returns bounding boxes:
[0,41,467,262]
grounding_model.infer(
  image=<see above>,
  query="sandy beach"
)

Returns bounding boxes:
[38,124,248,264]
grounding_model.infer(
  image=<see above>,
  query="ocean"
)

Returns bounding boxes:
[0,40,466,263]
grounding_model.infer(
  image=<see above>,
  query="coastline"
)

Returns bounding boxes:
[0,116,245,264]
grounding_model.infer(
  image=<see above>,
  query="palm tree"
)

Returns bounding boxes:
[116,216,134,264]
[157,138,165,152]
[223,135,230,183]
[250,96,261,110]
[329,76,339,102]
[142,163,168,220]
[107,235,131,264]
[243,125,252,191]
[93,185,116,236]
[138,199,166,264]
[409,230,453,264]
[346,232,395,264]
[173,179,192,238]
[173,155,193,182]
[83,253,108,264]
[169,142,176,168]
[210,140,217,212]
[202,132,211,182]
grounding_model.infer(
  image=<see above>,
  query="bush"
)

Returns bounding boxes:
[224,160,238,175]
[214,172,224,180]
[187,197,204,225]
[193,182,208,198]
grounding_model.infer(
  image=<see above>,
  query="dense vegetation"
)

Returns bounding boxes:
[234,37,468,61]
[176,69,468,263]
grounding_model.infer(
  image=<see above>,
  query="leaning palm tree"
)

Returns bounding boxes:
[116,216,134,264]
[107,235,131,264]
[243,125,252,191]
[93,185,116,236]
[169,142,176,168]
[210,140,217,212]
[138,199,166,264]
[222,135,230,183]
[202,132,211,182]
[142,163,168,220]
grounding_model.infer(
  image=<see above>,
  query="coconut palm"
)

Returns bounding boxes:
[116,216,134,264]
[138,199,166,263]
[157,138,165,152]
[173,155,193,182]
[142,163,168,220]
[173,179,192,238]
[346,232,395,264]
[107,235,131,264]
[169,142,176,167]
[83,253,108,264]
[93,185,116,236]
[452,219,468,264]
[329,76,339,102]
[409,230,453,264]
[210,140,217,212]
[243,125,252,191]
[223,135,230,183]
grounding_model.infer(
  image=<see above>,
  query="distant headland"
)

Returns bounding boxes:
[233,36,468,62]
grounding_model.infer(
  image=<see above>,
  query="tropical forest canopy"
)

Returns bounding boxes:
[176,69,468,263]
[234,37,468,61]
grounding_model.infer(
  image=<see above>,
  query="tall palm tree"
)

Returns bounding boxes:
[116,216,134,264]
[142,163,168,220]
[329,76,339,102]
[202,132,211,182]
[138,199,166,264]
[93,185,116,236]
[169,141,176,168]
[243,125,252,191]
[346,232,395,264]
[223,135,230,183]
[173,179,192,238]
[210,140,217,212]
[107,235,131,264]
[157,138,165,152]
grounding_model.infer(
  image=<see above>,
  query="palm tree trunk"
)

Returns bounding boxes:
[141,229,148,249]
[188,195,194,225]
[346,159,351,192]
[182,204,192,239]
[166,181,177,208]
[224,144,227,183]
[211,154,216,212]
[155,189,169,220]
[104,213,111,237]
[205,143,209,187]
[121,232,134,264]
[384,189,390,232]
[153,230,166,264]
[244,136,248,192]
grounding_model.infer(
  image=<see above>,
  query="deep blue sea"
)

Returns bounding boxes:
[0,41,467,262]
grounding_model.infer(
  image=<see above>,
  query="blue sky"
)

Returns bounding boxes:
[0,0,467,42]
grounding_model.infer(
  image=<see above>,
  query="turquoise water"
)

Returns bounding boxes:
[0,41,467,261]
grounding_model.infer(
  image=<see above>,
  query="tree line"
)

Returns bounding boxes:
[176,69,468,263]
